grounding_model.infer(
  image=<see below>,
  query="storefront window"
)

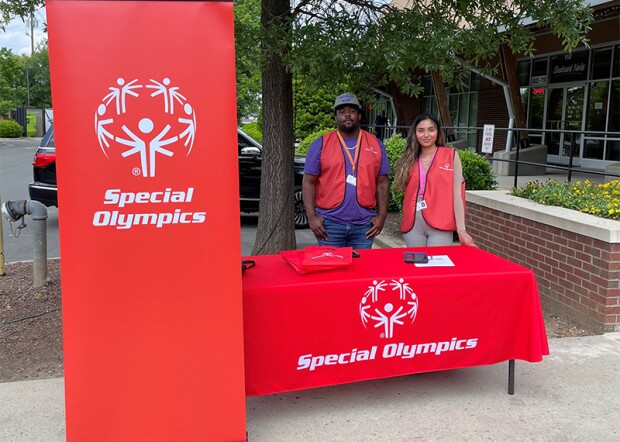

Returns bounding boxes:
[471,74,479,91]
[468,94,478,146]
[529,90,545,130]
[423,96,438,118]
[532,59,548,77]
[613,45,620,78]
[586,81,609,131]
[520,87,529,111]
[606,80,620,161]
[585,81,609,159]
[458,94,469,126]
[423,76,433,96]
[517,60,531,86]
[449,94,458,123]
[591,47,612,80]
[549,50,589,83]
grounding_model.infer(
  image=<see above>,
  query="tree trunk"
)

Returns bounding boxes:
[431,71,455,141]
[252,0,295,255]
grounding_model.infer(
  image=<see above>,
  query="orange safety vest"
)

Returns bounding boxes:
[315,130,382,210]
[401,147,466,233]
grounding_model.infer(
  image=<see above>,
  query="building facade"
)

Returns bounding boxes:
[381,1,620,171]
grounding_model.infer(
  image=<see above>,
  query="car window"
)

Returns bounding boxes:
[238,134,255,153]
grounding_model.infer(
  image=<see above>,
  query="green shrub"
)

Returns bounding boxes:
[384,133,407,212]
[0,119,23,138]
[511,179,620,220]
[458,150,498,191]
[296,128,333,156]
[241,122,262,143]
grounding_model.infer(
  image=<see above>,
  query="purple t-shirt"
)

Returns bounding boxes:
[304,131,390,224]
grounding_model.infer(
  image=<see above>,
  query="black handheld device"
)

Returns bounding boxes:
[404,252,428,264]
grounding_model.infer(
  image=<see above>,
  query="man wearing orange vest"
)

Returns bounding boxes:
[302,93,390,249]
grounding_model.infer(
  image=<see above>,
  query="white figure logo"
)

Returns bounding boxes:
[359,278,418,339]
[93,77,197,177]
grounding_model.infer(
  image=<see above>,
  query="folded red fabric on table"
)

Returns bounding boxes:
[280,246,353,274]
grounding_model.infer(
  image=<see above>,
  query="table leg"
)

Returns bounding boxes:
[508,359,515,395]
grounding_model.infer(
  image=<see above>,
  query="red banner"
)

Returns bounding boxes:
[242,247,549,396]
[46,1,246,440]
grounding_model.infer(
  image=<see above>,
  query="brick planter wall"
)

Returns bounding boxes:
[466,191,620,334]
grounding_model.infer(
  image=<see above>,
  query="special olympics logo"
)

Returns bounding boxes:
[359,279,418,339]
[94,77,197,178]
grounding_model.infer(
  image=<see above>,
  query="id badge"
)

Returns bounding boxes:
[416,200,428,212]
[346,174,357,186]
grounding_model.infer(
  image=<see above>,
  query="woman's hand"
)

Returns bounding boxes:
[458,230,477,247]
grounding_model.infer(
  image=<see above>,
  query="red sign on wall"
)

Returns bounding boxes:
[46,1,246,440]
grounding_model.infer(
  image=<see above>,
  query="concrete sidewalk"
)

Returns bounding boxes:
[1,333,619,441]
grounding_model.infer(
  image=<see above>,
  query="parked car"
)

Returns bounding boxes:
[28,125,309,228]
[28,124,57,207]
[237,128,308,228]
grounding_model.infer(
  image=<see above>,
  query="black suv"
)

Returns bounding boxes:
[28,125,309,228]
[238,129,308,228]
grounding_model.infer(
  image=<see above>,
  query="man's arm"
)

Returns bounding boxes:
[366,175,390,238]
[302,174,328,240]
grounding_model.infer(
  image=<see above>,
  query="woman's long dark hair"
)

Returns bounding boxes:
[394,113,445,191]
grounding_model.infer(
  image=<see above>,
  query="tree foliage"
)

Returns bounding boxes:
[0,0,43,31]
[292,77,341,140]
[0,46,51,117]
[234,0,262,121]
[25,47,51,108]
[243,0,593,254]
[0,48,26,117]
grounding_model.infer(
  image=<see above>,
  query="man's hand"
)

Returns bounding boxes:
[365,215,386,239]
[309,215,328,240]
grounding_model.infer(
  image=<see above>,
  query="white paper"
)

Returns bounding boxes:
[414,255,454,267]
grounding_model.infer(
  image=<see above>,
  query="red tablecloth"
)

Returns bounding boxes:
[242,246,549,396]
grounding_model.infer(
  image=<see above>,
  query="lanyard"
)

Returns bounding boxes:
[336,131,362,175]
[418,148,438,197]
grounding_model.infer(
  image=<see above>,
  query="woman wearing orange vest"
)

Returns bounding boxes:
[394,113,476,247]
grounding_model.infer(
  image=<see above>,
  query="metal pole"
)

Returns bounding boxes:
[26,67,31,108]
[568,132,575,182]
[30,12,35,55]
[32,216,47,288]
[508,359,515,395]
[0,195,6,276]
[1,200,48,288]
[513,130,521,189]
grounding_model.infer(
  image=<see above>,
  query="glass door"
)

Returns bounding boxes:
[545,85,585,165]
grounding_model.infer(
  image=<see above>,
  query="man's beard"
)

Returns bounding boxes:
[339,121,359,135]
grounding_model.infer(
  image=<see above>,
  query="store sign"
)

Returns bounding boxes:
[531,75,547,86]
[481,124,495,153]
[46,1,246,440]
[549,51,589,83]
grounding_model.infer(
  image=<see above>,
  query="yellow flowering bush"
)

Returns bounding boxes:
[510,179,620,221]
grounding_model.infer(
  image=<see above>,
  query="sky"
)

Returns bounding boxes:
[0,8,47,55]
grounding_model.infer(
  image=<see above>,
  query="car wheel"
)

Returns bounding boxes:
[294,187,309,229]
